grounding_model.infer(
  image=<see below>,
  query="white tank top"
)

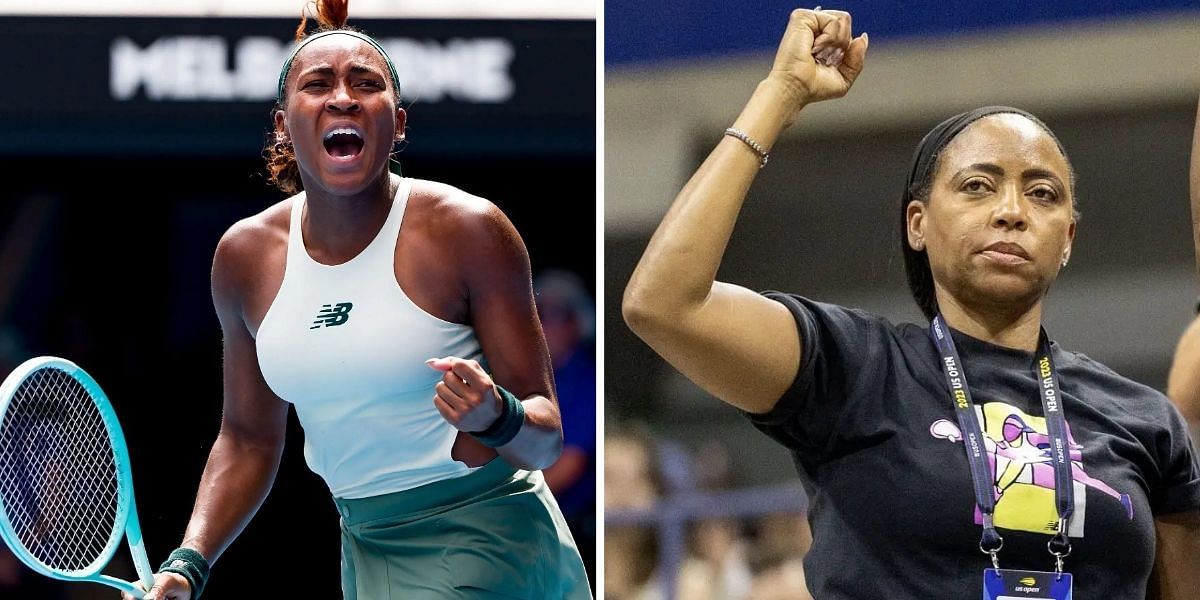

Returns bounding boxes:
[255,178,483,499]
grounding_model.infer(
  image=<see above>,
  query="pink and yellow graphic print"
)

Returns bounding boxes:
[930,401,1133,537]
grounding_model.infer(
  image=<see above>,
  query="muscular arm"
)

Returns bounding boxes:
[622,10,868,414]
[1147,511,1200,600]
[460,202,563,470]
[179,228,289,563]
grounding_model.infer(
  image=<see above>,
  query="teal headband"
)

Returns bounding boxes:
[276,29,401,102]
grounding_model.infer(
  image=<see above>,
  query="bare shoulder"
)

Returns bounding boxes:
[406,179,529,290]
[211,196,294,299]
[407,178,517,242]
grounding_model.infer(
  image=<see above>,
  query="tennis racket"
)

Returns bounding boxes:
[0,356,155,598]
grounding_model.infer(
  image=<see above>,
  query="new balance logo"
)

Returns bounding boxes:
[311,302,353,329]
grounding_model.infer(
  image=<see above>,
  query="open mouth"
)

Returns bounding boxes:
[323,127,365,159]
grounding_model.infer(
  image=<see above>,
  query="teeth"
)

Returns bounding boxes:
[324,127,363,141]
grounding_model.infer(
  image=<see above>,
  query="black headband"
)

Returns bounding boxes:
[904,105,1067,203]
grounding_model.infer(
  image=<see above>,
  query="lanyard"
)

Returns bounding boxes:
[929,315,1074,572]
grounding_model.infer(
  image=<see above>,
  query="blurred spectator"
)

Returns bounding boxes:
[605,422,661,512]
[750,512,812,567]
[605,423,663,599]
[743,555,810,600]
[606,426,817,600]
[745,512,814,600]
[534,269,597,588]
[677,518,752,600]
[674,439,751,600]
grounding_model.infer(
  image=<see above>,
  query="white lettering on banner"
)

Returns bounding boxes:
[111,35,515,103]
[236,36,289,99]
[112,37,235,100]
[383,38,514,102]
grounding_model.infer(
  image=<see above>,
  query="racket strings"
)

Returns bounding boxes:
[0,367,120,572]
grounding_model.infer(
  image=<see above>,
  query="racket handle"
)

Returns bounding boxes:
[125,494,156,590]
[130,537,156,591]
[125,504,157,592]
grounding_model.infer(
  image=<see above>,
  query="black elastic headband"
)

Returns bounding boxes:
[904,105,1066,202]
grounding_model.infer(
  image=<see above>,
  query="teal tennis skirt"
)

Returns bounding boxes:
[334,458,591,599]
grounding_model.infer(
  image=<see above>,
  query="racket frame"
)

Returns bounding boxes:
[0,356,156,597]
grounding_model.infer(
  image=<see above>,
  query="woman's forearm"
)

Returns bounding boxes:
[623,78,805,325]
[179,430,284,563]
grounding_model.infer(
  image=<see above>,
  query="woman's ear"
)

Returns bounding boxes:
[906,200,927,251]
[274,110,289,143]
[394,107,408,143]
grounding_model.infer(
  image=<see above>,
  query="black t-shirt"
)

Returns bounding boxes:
[744,293,1200,599]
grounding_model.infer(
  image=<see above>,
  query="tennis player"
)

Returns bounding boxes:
[122,1,590,598]
[623,8,1200,599]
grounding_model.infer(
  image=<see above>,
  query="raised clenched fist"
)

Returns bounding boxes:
[768,8,868,108]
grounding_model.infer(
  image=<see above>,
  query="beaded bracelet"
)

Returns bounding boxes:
[724,127,769,168]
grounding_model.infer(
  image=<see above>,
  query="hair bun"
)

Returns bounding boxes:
[295,0,351,41]
[316,0,350,29]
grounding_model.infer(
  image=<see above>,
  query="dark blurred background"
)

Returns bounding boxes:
[0,3,595,598]
[605,1,1200,598]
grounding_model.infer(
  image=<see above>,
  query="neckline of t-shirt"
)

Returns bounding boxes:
[945,324,1057,370]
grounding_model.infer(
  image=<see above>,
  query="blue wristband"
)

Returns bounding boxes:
[470,385,525,448]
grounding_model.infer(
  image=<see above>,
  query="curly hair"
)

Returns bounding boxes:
[263,125,303,195]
